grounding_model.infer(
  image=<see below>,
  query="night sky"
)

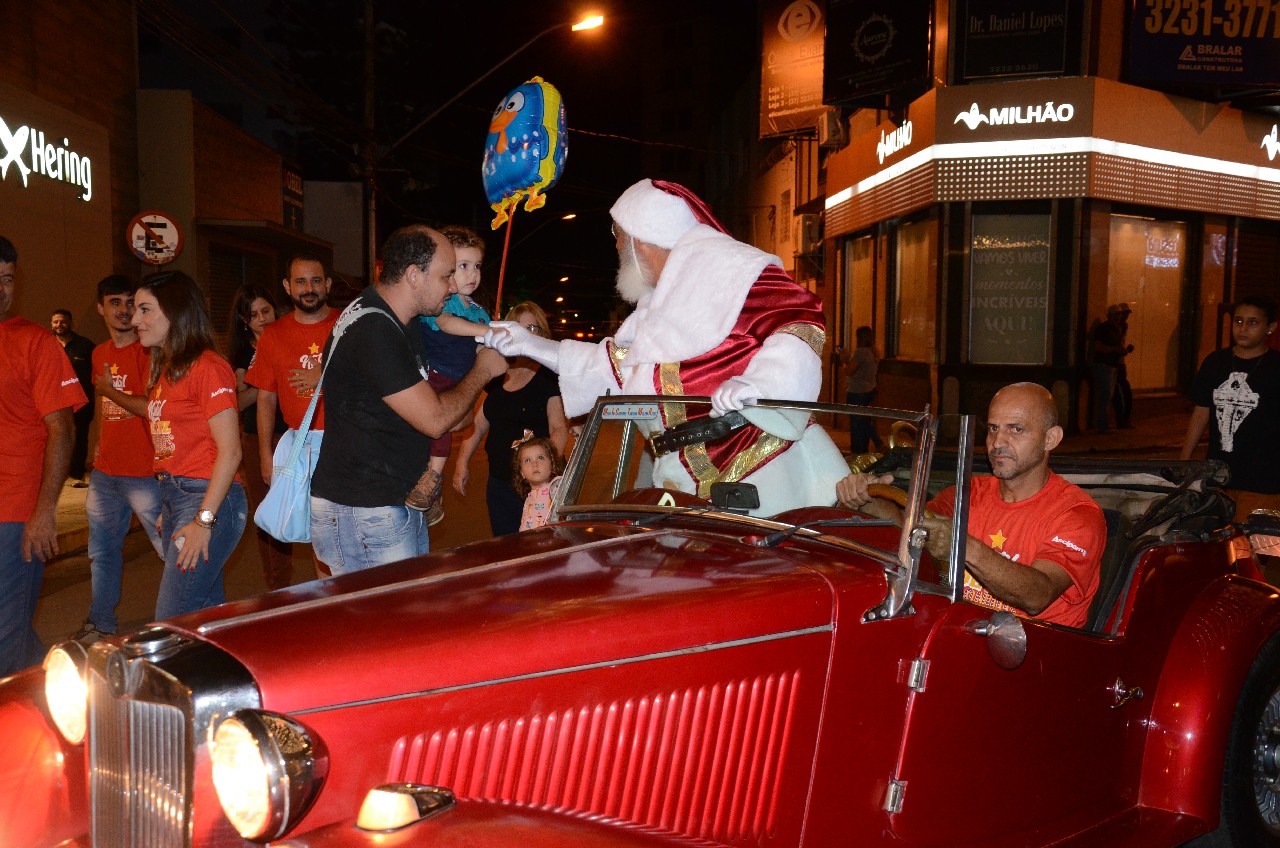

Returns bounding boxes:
[140,0,759,335]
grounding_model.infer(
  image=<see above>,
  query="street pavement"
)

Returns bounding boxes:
[30,395,1240,647]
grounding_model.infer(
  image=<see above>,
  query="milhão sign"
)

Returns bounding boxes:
[0,112,93,201]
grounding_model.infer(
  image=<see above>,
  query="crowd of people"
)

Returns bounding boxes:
[1,177,1277,678]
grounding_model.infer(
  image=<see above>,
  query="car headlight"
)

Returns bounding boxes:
[209,710,327,842]
[43,642,88,745]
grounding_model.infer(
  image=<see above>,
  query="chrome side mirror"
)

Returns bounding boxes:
[965,610,1027,669]
[1246,509,1280,557]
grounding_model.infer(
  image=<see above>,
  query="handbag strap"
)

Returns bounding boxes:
[280,302,398,469]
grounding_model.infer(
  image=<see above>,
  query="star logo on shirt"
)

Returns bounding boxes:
[109,363,119,375]
[989,530,1007,550]
[308,342,320,355]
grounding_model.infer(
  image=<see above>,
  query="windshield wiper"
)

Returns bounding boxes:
[750,516,896,548]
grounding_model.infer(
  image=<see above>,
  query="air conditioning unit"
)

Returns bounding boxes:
[816,109,847,149]
[793,213,821,254]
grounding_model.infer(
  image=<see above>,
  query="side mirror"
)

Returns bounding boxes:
[965,610,1027,669]
[1245,509,1280,557]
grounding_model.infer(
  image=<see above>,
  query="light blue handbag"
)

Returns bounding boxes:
[253,304,392,543]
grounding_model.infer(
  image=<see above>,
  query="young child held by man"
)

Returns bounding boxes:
[405,226,491,523]
[514,436,565,531]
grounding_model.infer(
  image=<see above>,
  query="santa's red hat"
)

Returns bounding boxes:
[610,179,728,248]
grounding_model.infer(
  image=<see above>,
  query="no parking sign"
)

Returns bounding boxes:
[127,210,183,265]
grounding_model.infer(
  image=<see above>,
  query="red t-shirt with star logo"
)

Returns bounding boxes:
[92,339,154,477]
[244,310,338,430]
[928,472,1104,628]
[147,350,239,479]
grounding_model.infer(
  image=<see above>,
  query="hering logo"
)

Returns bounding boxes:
[0,114,93,201]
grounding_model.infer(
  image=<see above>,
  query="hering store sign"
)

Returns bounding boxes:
[0,112,93,202]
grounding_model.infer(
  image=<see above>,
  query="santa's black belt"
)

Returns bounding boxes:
[650,411,749,457]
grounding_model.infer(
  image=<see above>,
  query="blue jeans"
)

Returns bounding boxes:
[310,497,429,575]
[154,475,247,620]
[0,522,44,677]
[86,470,163,633]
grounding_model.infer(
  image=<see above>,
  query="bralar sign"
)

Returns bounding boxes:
[0,113,93,202]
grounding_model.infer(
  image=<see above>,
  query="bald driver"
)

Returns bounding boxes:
[837,382,1104,628]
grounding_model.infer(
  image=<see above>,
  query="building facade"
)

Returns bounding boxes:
[760,1,1280,428]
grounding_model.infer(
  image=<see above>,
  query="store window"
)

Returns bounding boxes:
[842,233,875,347]
[968,214,1051,365]
[1107,215,1186,391]
[892,218,937,361]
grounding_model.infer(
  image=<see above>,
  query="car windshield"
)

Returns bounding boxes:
[557,396,976,605]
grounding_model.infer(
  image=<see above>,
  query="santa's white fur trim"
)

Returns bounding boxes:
[625,224,782,364]
[610,179,699,249]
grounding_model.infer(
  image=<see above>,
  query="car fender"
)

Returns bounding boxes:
[1138,574,1280,820]
[0,665,89,848]
[280,799,691,847]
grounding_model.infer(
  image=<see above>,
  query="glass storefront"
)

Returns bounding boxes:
[1106,215,1187,392]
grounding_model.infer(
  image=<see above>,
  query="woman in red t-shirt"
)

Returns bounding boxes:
[128,271,247,618]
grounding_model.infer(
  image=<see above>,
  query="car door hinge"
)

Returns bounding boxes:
[907,657,930,692]
[883,779,906,813]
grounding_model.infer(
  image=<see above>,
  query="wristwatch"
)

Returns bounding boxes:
[195,509,218,529]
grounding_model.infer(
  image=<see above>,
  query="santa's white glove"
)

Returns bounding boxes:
[710,376,761,416]
[477,321,561,372]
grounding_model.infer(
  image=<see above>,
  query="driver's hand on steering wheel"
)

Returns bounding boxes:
[835,472,894,510]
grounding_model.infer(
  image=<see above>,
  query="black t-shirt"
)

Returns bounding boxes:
[482,367,560,482]
[63,332,96,406]
[1189,347,1280,494]
[311,288,432,506]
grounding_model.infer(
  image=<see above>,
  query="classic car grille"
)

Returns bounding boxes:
[388,671,800,842]
[88,664,190,848]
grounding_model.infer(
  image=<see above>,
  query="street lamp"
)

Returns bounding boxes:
[365,13,602,285]
[385,14,603,158]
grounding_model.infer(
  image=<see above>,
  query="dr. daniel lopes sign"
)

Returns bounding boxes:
[0,114,93,202]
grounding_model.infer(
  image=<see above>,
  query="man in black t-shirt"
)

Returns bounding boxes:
[1181,294,1280,520]
[309,225,507,574]
[51,308,96,484]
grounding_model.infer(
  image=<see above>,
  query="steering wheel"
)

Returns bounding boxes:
[867,482,908,508]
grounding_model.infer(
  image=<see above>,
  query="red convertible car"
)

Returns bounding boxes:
[1,397,1278,848]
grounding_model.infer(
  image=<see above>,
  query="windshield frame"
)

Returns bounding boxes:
[556,395,969,616]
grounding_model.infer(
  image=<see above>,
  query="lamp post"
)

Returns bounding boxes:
[363,14,603,285]
[384,15,602,159]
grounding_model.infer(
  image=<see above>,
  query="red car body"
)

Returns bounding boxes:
[1,399,1277,848]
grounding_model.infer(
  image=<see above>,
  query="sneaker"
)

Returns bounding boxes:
[67,476,88,489]
[70,620,114,644]
[405,468,443,514]
[426,498,444,527]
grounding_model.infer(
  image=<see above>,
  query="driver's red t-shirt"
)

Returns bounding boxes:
[928,473,1104,628]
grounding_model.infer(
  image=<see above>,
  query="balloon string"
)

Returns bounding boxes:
[495,204,517,315]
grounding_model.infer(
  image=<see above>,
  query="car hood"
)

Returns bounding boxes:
[165,524,879,714]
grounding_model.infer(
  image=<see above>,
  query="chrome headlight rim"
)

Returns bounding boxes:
[210,709,327,842]
[43,641,89,745]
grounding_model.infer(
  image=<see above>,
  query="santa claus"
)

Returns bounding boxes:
[479,178,846,515]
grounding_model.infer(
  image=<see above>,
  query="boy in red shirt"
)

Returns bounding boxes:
[70,276,165,642]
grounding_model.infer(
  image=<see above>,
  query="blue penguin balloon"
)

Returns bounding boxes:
[481,76,568,228]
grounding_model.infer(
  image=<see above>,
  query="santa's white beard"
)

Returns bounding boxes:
[615,239,654,304]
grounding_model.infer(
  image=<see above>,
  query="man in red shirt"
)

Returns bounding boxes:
[68,275,164,642]
[0,236,87,675]
[244,254,338,583]
[838,382,1104,628]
